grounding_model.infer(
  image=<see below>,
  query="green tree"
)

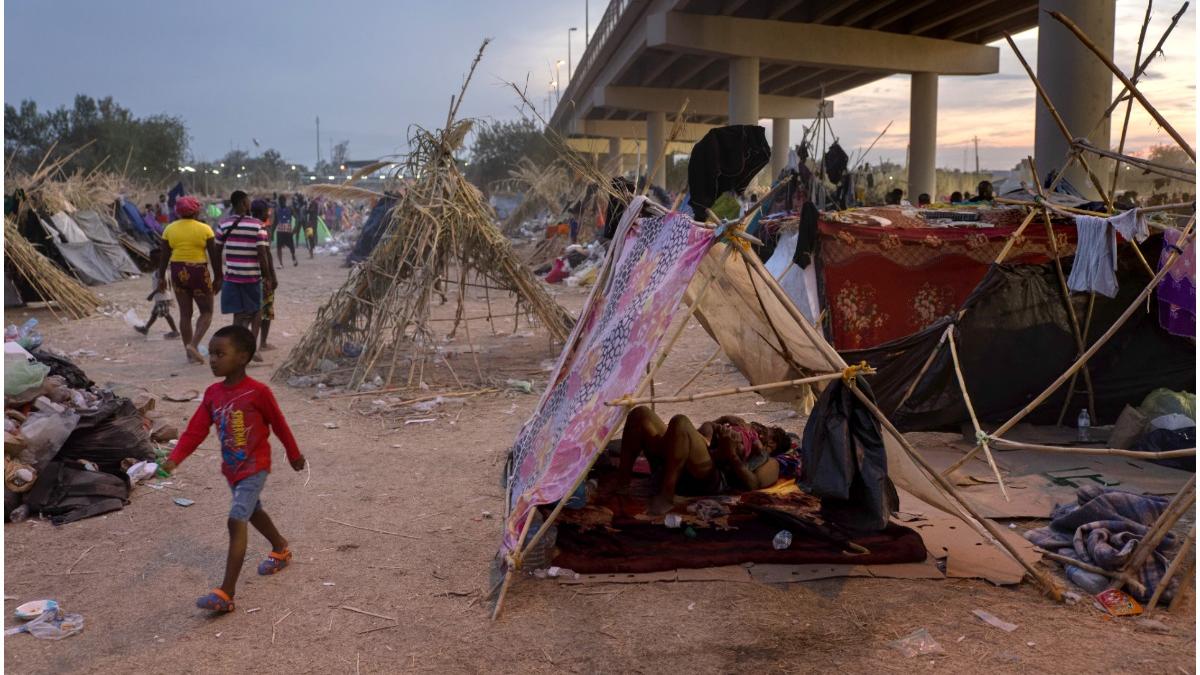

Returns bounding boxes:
[4,95,187,180]
[466,118,554,193]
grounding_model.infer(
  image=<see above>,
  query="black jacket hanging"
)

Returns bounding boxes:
[687,125,771,220]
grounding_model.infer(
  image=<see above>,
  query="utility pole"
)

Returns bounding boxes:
[973,135,980,176]
[315,116,321,167]
[568,27,578,87]
[585,0,589,44]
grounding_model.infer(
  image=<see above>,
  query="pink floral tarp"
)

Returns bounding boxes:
[501,212,714,555]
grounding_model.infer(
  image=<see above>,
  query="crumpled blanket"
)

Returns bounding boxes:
[1025,485,1177,602]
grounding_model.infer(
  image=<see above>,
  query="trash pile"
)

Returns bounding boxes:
[1108,388,1195,470]
[534,242,607,288]
[314,228,358,257]
[4,335,167,525]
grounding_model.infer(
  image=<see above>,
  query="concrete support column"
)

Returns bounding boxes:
[605,137,622,175]
[646,111,666,184]
[728,56,760,125]
[770,118,790,179]
[1035,0,1115,196]
[908,72,938,201]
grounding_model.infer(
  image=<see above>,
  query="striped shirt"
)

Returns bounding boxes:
[215,215,269,283]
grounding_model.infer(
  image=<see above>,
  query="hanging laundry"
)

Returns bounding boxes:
[687,125,770,220]
[1067,209,1147,298]
[1157,228,1195,338]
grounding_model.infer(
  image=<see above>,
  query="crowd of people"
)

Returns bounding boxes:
[135,189,352,364]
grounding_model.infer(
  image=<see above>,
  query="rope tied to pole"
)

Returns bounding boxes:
[976,430,991,446]
[841,361,875,384]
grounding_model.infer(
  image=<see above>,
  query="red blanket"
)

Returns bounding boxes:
[820,210,1076,349]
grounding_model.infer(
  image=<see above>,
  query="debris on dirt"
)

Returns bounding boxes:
[172,497,194,507]
[887,628,944,657]
[973,609,1018,632]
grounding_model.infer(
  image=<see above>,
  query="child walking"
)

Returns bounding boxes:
[161,325,306,612]
[136,251,180,338]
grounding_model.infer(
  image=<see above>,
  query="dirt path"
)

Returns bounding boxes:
[4,251,1194,674]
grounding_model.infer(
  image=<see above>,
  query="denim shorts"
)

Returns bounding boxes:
[229,471,268,521]
[220,281,262,316]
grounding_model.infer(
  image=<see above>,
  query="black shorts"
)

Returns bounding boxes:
[277,231,295,248]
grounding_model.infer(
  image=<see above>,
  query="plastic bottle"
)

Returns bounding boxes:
[4,325,18,342]
[772,530,793,550]
[1077,408,1091,442]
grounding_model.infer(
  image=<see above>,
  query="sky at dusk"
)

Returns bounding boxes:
[4,1,1195,172]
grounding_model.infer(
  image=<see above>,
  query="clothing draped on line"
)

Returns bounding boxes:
[1067,208,1148,298]
[687,125,771,220]
[1157,227,1195,337]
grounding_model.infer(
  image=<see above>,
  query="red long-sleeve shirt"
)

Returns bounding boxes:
[168,377,301,484]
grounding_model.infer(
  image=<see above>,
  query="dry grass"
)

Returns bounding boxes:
[275,41,574,390]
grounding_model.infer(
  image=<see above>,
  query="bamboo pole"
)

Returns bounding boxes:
[1109,477,1196,595]
[944,217,1195,476]
[994,208,1040,264]
[1004,34,1114,210]
[1049,10,1195,161]
[1145,524,1195,614]
[1167,555,1195,612]
[946,326,1009,500]
[1035,548,1148,596]
[611,370,847,407]
[1109,0,1155,198]
[995,197,1196,219]
[895,324,953,411]
[989,437,1195,460]
[737,246,1063,599]
[672,343,724,396]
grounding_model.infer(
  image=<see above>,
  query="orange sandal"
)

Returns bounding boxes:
[196,588,235,612]
[258,549,292,575]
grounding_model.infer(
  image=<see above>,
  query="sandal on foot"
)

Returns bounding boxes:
[196,588,235,612]
[258,549,292,575]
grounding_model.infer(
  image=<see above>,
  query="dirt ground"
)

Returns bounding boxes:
[4,249,1195,674]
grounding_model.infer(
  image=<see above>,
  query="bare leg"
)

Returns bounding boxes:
[163,312,179,337]
[191,293,215,356]
[174,288,197,361]
[259,319,273,350]
[219,519,248,598]
[615,406,666,493]
[249,507,288,553]
[650,415,716,514]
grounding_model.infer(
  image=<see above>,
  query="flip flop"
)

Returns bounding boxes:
[258,549,292,575]
[196,588,235,613]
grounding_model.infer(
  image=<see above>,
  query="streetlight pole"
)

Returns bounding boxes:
[567,27,578,87]
[585,0,589,44]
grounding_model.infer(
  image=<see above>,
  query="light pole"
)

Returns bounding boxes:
[567,27,578,87]
[585,0,589,44]
[553,60,563,104]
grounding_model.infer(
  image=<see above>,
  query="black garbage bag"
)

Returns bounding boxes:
[800,379,898,533]
[23,460,130,525]
[56,393,154,474]
[30,349,94,390]
[1136,426,1196,472]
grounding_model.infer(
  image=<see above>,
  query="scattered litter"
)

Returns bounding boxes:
[246,608,262,614]
[323,422,339,429]
[5,607,84,640]
[480,511,493,519]
[391,444,402,449]
[404,418,435,425]
[1026,641,1036,647]
[887,628,944,658]
[163,390,199,403]
[122,309,143,329]
[126,461,158,483]
[172,497,195,507]
[687,602,695,611]
[14,600,58,621]
[323,582,336,587]
[663,514,683,528]
[1096,589,1143,617]
[546,566,578,580]
[505,379,533,394]
[68,349,98,358]
[972,609,1018,632]
[1134,618,1171,634]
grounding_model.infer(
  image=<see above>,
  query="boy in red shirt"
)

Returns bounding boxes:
[161,325,306,612]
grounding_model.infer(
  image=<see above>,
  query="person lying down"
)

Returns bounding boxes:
[610,406,799,514]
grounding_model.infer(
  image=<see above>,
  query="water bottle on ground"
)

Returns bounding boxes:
[772,530,793,550]
[1077,408,1091,442]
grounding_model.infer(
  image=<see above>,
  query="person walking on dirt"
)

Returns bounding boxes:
[250,199,278,354]
[215,190,275,362]
[302,198,320,258]
[157,196,222,363]
[274,196,298,267]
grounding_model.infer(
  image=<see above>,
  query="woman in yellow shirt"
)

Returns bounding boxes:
[156,196,223,363]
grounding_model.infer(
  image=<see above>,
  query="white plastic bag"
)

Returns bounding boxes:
[5,609,84,640]
[17,409,80,470]
[122,308,143,328]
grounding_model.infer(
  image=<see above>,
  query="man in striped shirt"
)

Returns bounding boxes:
[215,190,275,361]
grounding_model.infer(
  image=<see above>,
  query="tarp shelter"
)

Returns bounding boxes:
[73,210,141,276]
[493,197,1057,617]
[40,212,124,285]
[348,196,397,264]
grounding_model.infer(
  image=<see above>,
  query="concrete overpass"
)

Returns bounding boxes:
[552,0,1116,199]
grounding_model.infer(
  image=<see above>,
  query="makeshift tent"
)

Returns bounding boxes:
[39,212,123,285]
[72,210,141,276]
[277,42,575,391]
[492,194,1062,618]
[3,217,101,319]
[347,195,397,263]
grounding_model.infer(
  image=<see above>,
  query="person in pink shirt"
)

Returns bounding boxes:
[161,325,306,613]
